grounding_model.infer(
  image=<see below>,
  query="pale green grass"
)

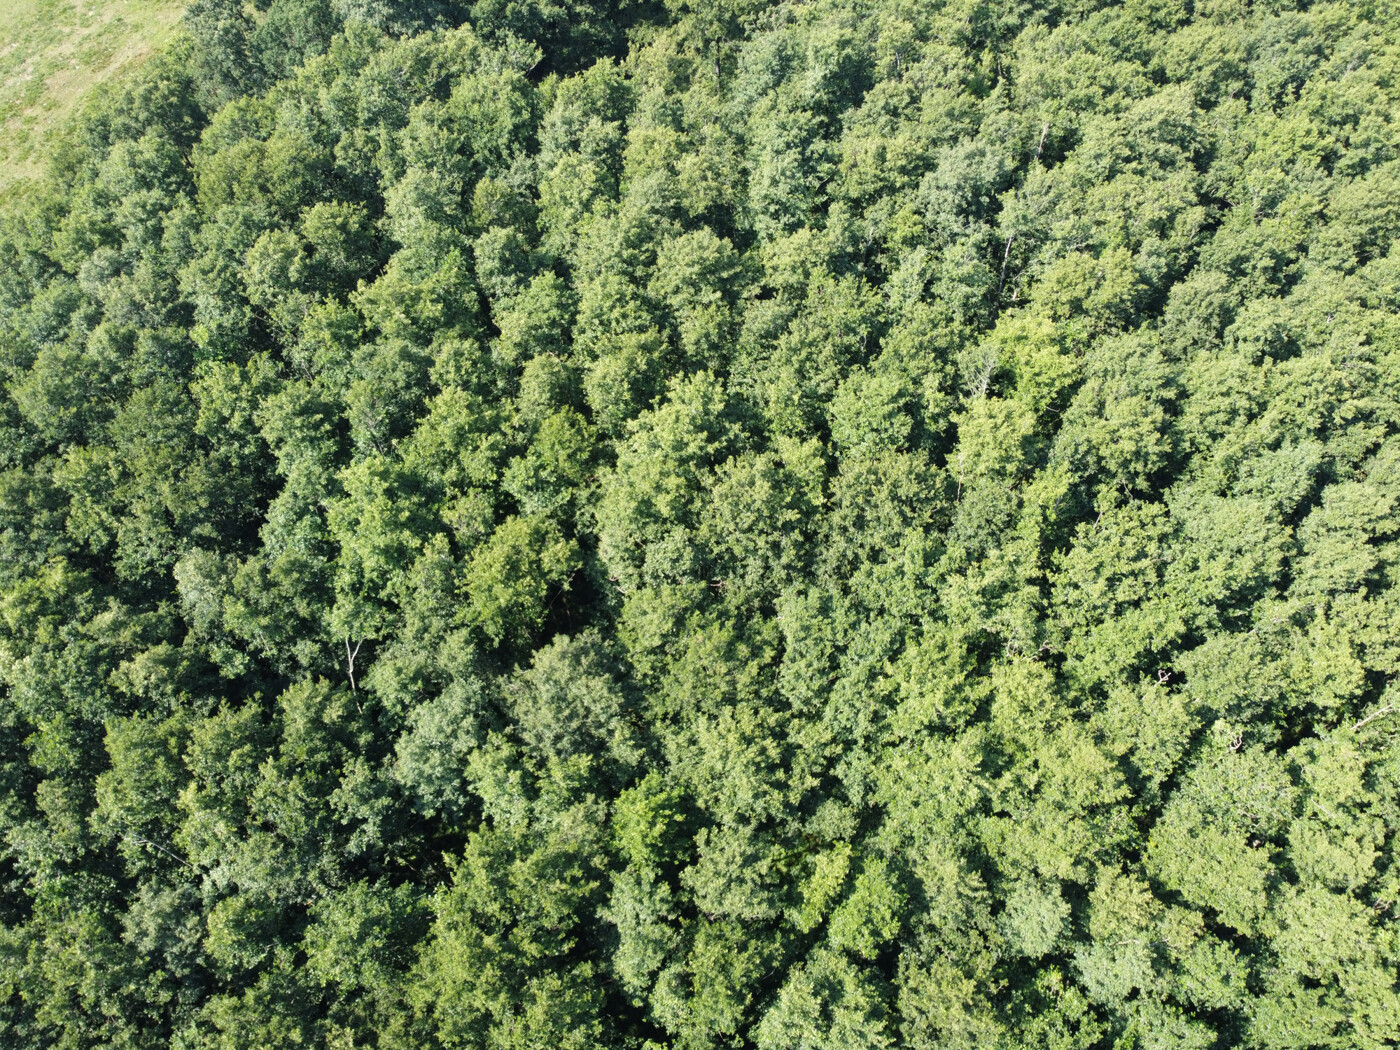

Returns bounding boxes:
[0,0,185,188]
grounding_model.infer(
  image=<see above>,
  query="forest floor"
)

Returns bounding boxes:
[0,0,184,192]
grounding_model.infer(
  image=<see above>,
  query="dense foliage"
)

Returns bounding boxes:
[3,0,1400,1045]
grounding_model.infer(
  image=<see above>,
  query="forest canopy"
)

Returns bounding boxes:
[3,0,1400,1046]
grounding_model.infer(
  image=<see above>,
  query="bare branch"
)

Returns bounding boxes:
[346,638,363,694]
[997,232,1017,298]
[1352,704,1396,732]
[124,834,193,869]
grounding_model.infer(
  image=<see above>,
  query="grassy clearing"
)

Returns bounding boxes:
[0,0,184,189]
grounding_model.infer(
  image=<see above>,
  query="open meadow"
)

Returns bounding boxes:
[0,0,183,189]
